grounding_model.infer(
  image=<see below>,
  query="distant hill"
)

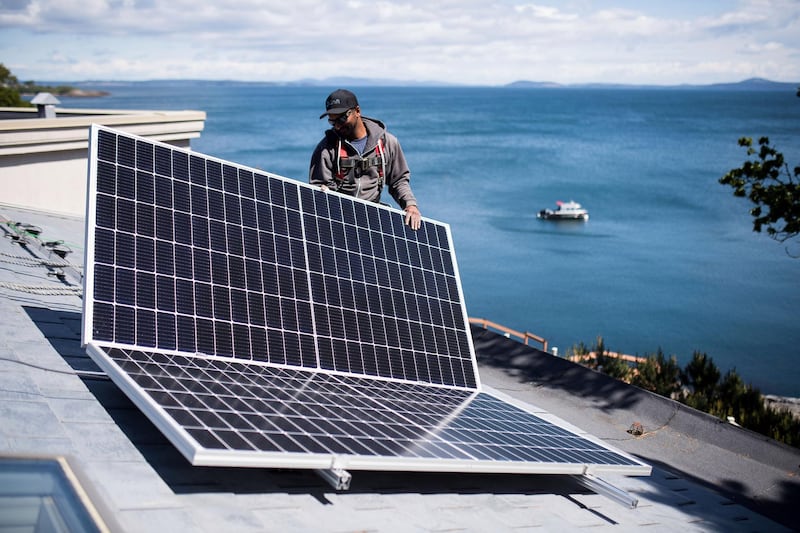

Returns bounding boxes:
[47,77,799,91]
[505,77,799,91]
[506,81,564,89]
[706,77,798,91]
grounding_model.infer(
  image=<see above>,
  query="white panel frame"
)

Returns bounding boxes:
[81,125,651,479]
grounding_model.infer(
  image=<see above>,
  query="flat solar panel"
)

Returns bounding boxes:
[82,125,650,478]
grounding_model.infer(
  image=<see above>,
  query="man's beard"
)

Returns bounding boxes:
[336,122,356,140]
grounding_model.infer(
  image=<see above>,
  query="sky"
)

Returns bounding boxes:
[1,0,799,86]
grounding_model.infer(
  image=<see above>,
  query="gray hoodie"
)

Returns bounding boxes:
[309,117,418,209]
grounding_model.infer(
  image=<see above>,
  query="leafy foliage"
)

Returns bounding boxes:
[720,137,800,239]
[597,352,631,381]
[0,62,31,107]
[681,351,721,411]
[568,340,595,367]
[719,89,800,254]
[630,348,681,397]
[0,63,17,86]
[0,86,27,107]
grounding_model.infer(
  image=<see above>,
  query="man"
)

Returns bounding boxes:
[310,89,422,230]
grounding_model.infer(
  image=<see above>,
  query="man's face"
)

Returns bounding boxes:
[329,108,358,139]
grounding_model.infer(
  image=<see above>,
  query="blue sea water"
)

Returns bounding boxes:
[66,82,800,396]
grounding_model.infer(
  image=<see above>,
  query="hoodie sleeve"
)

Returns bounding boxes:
[309,135,335,187]
[383,133,417,209]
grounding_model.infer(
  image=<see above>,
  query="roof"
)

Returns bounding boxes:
[1,202,798,532]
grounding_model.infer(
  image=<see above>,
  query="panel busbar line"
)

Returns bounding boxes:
[82,125,651,476]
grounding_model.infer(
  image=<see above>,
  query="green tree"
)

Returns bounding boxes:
[0,63,18,86]
[761,407,800,446]
[719,89,800,254]
[712,370,759,424]
[629,348,681,397]
[0,62,29,107]
[710,369,800,445]
[567,340,594,367]
[0,87,26,106]
[591,336,629,379]
[594,336,607,359]
[681,351,721,412]
[597,352,631,381]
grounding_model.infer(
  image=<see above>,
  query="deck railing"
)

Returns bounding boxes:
[468,317,648,365]
[468,317,548,352]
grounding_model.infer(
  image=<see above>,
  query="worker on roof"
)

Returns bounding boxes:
[310,89,422,230]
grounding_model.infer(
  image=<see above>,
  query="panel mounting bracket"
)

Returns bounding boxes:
[315,467,352,491]
[574,474,638,509]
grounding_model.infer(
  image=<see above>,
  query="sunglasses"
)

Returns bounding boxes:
[328,109,353,126]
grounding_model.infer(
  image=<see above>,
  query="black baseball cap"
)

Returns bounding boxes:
[320,89,358,118]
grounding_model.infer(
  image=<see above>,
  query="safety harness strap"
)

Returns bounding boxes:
[339,156,384,170]
[334,138,386,195]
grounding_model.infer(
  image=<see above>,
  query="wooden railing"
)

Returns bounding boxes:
[468,317,548,352]
[468,317,648,366]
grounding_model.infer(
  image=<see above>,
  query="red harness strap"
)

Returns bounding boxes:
[375,138,385,180]
[335,143,349,182]
[335,138,385,183]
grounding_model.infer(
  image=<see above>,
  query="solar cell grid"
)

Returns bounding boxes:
[97,346,642,470]
[302,189,474,387]
[88,125,477,387]
[83,125,650,477]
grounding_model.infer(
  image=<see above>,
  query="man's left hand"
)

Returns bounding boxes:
[404,205,422,230]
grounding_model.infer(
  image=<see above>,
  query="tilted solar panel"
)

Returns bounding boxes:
[82,125,650,478]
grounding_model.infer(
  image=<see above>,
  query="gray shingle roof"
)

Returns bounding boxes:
[1,203,797,532]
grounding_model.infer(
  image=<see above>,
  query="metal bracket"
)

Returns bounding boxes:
[574,474,639,509]
[315,467,352,491]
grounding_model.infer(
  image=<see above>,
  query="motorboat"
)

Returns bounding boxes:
[537,200,589,221]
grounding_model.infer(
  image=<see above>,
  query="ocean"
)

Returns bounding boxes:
[64,82,800,396]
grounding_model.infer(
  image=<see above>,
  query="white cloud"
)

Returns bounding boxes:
[513,3,577,21]
[1,0,798,84]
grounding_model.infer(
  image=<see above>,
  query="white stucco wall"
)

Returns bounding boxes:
[0,108,204,217]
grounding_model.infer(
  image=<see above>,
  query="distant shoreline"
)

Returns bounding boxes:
[61,88,110,97]
[34,77,800,91]
[22,88,109,98]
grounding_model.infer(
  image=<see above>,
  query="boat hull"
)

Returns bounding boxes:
[537,210,589,221]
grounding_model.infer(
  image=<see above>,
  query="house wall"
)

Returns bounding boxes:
[0,108,205,217]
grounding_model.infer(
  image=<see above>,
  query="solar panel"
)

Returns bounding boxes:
[82,125,650,478]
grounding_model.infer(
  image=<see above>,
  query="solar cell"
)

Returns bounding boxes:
[82,125,649,478]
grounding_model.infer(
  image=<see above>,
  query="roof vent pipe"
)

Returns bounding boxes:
[30,92,60,119]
